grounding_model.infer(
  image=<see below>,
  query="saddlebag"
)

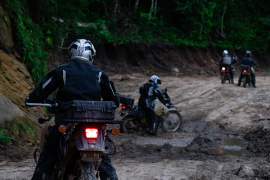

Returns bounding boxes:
[66,100,117,119]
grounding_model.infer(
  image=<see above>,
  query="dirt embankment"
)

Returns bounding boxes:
[49,41,270,77]
[0,51,46,122]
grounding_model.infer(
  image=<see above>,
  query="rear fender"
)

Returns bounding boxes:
[74,124,105,152]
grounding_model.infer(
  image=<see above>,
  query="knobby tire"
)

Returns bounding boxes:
[161,110,182,132]
[243,76,247,88]
[221,74,225,84]
[74,159,96,180]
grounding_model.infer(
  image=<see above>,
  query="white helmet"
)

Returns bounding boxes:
[223,50,228,56]
[245,51,251,57]
[68,39,96,64]
[149,75,161,85]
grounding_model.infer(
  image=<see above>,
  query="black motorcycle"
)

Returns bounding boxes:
[240,65,252,87]
[26,99,123,180]
[220,63,231,84]
[119,89,182,133]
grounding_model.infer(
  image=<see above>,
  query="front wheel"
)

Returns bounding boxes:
[74,159,96,180]
[161,111,182,132]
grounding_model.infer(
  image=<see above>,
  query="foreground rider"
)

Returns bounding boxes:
[138,75,164,135]
[237,51,258,88]
[219,50,237,84]
[25,39,119,180]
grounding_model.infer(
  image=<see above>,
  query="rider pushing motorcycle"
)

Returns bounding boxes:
[25,39,119,180]
[138,75,164,135]
[219,50,237,84]
[237,51,258,88]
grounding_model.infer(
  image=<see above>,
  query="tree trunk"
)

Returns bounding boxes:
[200,17,204,39]
[221,0,227,36]
[149,0,154,20]
[154,0,157,17]
[134,0,139,11]
[114,0,118,14]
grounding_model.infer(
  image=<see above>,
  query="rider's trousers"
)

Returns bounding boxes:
[31,124,118,180]
[144,108,157,132]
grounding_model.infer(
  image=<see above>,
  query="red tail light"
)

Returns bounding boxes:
[122,105,126,110]
[221,67,226,71]
[243,70,247,73]
[85,128,98,139]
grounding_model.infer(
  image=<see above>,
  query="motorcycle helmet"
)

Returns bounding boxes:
[223,50,228,56]
[68,39,96,64]
[245,51,251,57]
[149,75,161,87]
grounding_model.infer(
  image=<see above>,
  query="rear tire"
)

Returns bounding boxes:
[161,111,182,132]
[74,159,96,180]
[243,76,247,88]
[120,116,136,133]
[221,74,225,84]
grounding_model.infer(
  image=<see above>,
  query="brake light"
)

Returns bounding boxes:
[243,70,247,73]
[122,105,126,110]
[221,67,226,71]
[85,128,98,139]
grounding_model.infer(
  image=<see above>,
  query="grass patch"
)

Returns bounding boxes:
[5,115,36,140]
[0,128,13,145]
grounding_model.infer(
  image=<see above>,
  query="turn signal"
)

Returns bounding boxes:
[222,67,226,71]
[58,125,66,133]
[243,70,247,73]
[111,128,119,135]
[85,128,98,139]
[122,105,126,110]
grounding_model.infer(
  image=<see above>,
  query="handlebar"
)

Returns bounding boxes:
[25,98,58,108]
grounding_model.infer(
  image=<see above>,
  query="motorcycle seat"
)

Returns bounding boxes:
[219,63,230,67]
[241,65,250,70]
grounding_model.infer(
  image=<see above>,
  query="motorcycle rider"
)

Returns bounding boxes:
[237,51,258,87]
[219,50,238,84]
[138,75,164,135]
[25,39,119,180]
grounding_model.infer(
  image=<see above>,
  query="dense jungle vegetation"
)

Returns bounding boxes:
[1,0,270,83]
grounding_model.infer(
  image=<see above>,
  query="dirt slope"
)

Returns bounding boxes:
[0,50,46,123]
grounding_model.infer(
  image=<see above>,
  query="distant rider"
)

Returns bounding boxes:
[219,50,237,84]
[237,51,258,88]
[138,75,164,135]
[25,39,119,180]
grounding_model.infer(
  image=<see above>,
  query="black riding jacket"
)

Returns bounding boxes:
[241,57,257,67]
[138,83,164,109]
[27,59,119,122]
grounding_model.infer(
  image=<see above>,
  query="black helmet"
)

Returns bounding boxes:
[245,51,251,57]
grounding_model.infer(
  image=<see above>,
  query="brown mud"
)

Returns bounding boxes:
[1,75,270,179]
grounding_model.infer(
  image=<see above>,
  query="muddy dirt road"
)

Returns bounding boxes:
[0,75,270,179]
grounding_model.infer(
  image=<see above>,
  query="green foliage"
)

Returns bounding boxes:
[0,128,13,145]
[2,0,270,85]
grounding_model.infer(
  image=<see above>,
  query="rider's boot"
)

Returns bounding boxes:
[148,123,157,135]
